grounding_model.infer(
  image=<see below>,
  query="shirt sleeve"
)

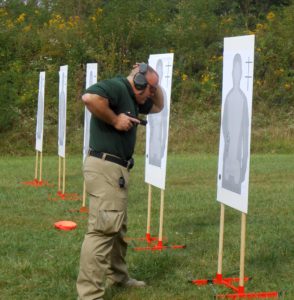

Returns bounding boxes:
[85,80,120,107]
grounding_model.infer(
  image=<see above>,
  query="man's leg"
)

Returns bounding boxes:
[77,231,113,300]
[106,214,129,284]
[106,214,146,288]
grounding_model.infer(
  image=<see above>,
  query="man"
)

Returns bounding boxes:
[77,63,164,300]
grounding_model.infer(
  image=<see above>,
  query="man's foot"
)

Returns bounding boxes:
[122,278,146,288]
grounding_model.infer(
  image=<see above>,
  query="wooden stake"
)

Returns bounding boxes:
[34,150,39,180]
[146,184,152,235]
[158,189,165,242]
[62,156,66,194]
[58,155,61,192]
[239,212,247,287]
[217,203,225,275]
[82,181,86,207]
[39,151,43,182]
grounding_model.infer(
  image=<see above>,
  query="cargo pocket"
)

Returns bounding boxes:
[83,156,105,197]
[95,210,125,235]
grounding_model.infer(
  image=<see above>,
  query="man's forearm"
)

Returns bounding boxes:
[150,85,164,113]
[82,93,139,131]
[82,93,118,126]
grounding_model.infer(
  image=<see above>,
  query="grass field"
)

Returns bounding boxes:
[0,154,293,300]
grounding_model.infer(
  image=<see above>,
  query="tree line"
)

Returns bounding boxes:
[0,0,293,153]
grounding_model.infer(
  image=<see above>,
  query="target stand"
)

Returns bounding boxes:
[65,182,89,212]
[48,155,80,201]
[191,204,281,299]
[131,185,186,252]
[22,150,52,187]
[79,181,89,213]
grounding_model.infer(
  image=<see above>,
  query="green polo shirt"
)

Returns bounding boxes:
[85,76,153,160]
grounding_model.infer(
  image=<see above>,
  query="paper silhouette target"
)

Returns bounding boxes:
[35,72,45,152]
[83,63,98,161]
[58,65,68,158]
[217,35,255,213]
[145,53,173,190]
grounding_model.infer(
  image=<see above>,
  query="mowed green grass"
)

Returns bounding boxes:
[0,154,293,300]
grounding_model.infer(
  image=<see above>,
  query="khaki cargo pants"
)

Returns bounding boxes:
[77,156,130,300]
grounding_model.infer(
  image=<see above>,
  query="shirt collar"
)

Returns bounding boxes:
[121,77,136,100]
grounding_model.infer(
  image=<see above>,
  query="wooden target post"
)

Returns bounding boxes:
[192,204,252,290]
[145,184,158,243]
[79,181,89,213]
[22,150,48,186]
[57,155,65,197]
[35,150,44,184]
[192,204,281,299]
[54,154,80,201]
[133,186,186,251]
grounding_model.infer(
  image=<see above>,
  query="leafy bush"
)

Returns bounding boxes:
[0,0,293,153]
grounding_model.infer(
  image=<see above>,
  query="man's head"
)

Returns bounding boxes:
[128,63,159,104]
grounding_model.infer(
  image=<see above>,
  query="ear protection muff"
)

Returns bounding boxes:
[133,63,148,90]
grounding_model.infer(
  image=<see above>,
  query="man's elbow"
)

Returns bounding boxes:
[150,105,163,114]
[82,93,91,105]
[157,100,164,112]
[158,104,164,113]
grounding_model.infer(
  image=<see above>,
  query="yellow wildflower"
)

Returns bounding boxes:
[256,23,265,31]
[96,8,103,15]
[90,16,96,22]
[23,25,31,32]
[201,73,210,84]
[182,74,188,81]
[16,13,26,23]
[266,12,275,21]
[58,23,65,29]
[274,68,284,76]
[6,19,14,29]
[0,8,8,17]
[68,16,80,27]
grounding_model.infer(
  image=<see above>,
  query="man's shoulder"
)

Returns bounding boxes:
[104,76,125,87]
[86,77,126,97]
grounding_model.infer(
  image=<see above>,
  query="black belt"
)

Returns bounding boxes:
[88,150,134,170]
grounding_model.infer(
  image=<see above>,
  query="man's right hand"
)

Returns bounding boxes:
[113,113,140,131]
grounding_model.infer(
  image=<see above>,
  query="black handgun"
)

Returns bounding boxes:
[125,112,147,126]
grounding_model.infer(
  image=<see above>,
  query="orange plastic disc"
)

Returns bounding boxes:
[54,220,77,231]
